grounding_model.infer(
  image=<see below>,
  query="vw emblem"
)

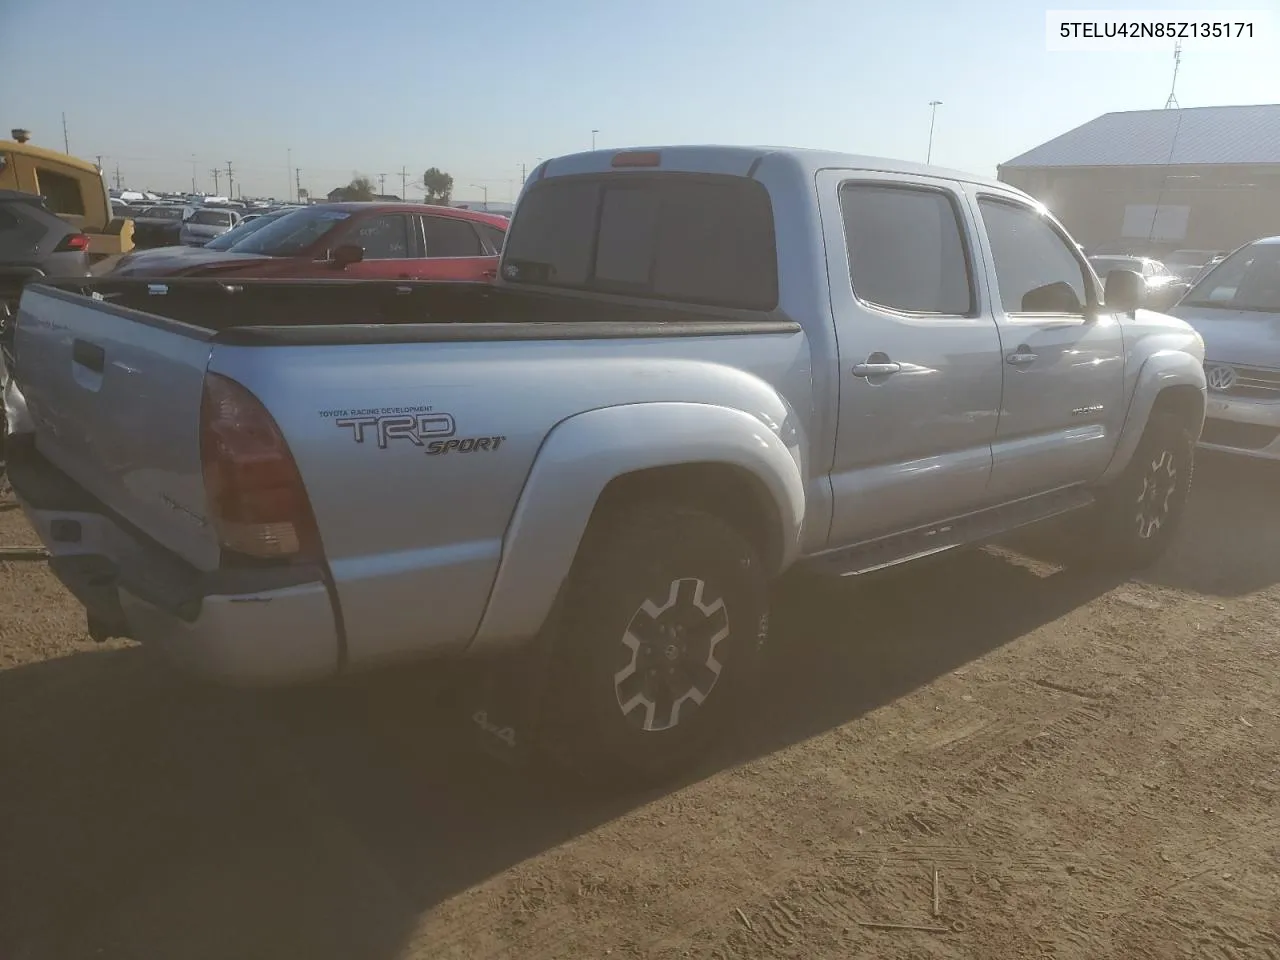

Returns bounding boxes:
[1206,364,1237,392]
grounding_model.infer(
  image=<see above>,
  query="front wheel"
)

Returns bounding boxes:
[543,503,770,787]
[1091,411,1196,568]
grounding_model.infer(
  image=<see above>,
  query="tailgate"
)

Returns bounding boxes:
[14,284,222,571]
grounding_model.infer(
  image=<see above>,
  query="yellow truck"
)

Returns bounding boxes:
[0,129,133,260]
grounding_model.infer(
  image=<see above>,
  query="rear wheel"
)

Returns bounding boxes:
[1091,411,1195,568]
[543,503,769,786]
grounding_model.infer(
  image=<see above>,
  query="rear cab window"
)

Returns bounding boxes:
[502,173,778,311]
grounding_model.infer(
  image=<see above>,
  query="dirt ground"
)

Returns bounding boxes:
[1,456,1278,960]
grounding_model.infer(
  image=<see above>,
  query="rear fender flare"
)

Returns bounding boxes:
[468,402,806,653]
[1099,348,1206,483]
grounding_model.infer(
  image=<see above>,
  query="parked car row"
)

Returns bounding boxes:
[109,201,508,281]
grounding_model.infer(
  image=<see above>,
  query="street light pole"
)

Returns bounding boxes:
[592,129,599,150]
[927,100,943,165]
[471,184,488,208]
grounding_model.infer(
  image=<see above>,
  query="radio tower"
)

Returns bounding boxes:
[1164,41,1182,109]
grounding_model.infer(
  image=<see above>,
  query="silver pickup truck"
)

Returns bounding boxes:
[7,146,1207,783]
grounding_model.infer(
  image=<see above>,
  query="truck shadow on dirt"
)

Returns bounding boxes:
[1141,452,1280,597]
[0,456,1274,960]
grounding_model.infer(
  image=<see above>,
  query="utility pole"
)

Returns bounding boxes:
[378,173,387,196]
[191,154,198,194]
[211,168,221,194]
[95,154,103,171]
[400,166,407,201]
[113,163,122,191]
[592,128,599,150]
[62,112,70,153]
[926,100,943,165]
[226,161,234,200]
[296,168,302,203]
[520,162,527,184]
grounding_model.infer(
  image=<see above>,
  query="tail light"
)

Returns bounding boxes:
[200,373,322,563]
[53,233,91,253]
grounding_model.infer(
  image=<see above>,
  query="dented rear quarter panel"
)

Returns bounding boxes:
[208,331,815,669]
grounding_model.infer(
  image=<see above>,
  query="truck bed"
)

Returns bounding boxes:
[33,278,792,345]
[12,276,808,672]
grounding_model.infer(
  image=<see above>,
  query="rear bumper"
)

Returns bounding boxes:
[6,440,342,685]
[1199,393,1280,461]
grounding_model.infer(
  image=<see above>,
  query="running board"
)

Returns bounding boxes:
[802,486,1095,579]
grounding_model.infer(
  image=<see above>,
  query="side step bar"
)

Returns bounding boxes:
[802,486,1095,579]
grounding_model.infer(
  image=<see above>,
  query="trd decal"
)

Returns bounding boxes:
[336,413,456,448]
[425,436,506,455]
[334,412,505,455]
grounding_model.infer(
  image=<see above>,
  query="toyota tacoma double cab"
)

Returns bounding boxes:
[6,145,1207,783]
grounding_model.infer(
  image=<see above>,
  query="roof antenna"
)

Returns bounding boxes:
[1164,41,1182,109]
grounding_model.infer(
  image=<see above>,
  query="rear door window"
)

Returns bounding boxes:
[502,174,778,310]
[421,215,484,257]
[839,182,973,315]
[344,214,411,259]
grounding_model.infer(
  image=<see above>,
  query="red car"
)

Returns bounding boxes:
[110,202,507,281]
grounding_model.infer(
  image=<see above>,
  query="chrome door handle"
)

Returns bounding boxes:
[852,362,902,377]
[1006,351,1038,366]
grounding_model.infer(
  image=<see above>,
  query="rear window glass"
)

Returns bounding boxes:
[502,174,778,310]
[34,167,86,216]
[190,209,233,226]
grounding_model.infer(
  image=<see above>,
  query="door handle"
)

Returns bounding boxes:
[72,339,105,373]
[1006,349,1038,366]
[852,361,901,378]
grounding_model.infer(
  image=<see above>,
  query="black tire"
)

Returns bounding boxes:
[1091,410,1196,568]
[542,502,770,787]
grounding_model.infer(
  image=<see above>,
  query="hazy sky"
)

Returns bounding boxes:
[3,0,1277,201]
